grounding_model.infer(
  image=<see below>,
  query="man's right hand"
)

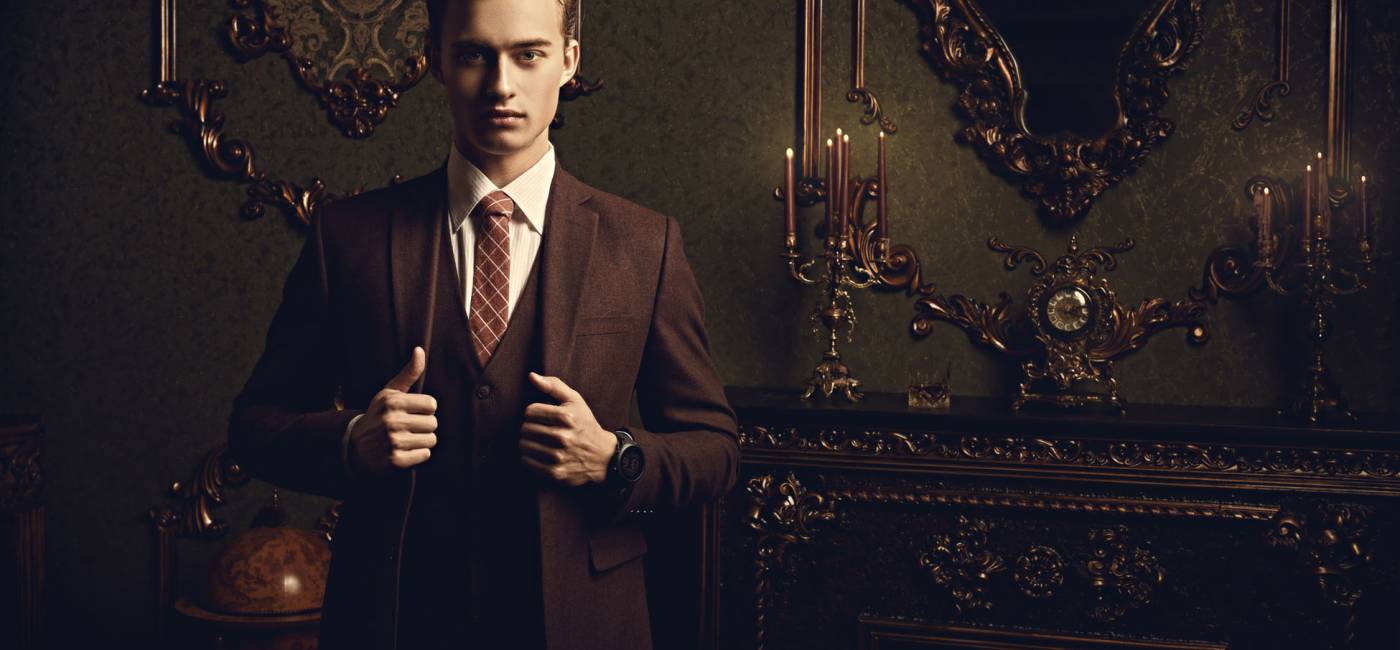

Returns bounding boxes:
[348,346,438,476]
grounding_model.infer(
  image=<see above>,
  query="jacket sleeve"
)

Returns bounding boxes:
[613,216,740,517]
[228,209,362,499]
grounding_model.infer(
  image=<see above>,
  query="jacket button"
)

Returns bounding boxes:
[476,385,492,399]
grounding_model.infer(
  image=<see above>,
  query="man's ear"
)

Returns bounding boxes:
[559,37,579,88]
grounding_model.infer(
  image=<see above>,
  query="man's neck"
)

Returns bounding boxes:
[455,136,553,188]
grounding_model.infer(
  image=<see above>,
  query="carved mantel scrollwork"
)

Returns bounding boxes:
[0,423,43,511]
[1086,525,1165,622]
[912,0,1205,223]
[739,424,1400,497]
[746,472,837,650]
[1014,544,1065,598]
[742,469,1286,645]
[918,516,1005,614]
[1266,504,1373,647]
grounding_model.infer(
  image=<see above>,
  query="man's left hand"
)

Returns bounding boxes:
[520,372,616,486]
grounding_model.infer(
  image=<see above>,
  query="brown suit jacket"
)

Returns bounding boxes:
[228,164,739,649]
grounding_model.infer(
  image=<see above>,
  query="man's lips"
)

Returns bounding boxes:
[482,109,526,125]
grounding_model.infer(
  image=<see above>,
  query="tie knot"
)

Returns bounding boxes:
[474,190,515,223]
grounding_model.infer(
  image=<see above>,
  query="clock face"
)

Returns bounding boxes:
[1044,285,1093,335]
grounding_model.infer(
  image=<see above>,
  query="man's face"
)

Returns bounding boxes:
[432,0,579,161]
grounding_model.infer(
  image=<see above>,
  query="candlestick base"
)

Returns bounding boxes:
[1284,351,1356,425]
[802,352,863,403]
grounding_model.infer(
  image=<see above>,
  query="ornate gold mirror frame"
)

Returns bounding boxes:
[911,0,1205,225]
[142,0,600,226]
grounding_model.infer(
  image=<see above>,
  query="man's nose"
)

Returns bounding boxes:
[485,55,514,98]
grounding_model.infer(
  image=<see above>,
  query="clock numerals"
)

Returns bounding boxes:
[1045,285,1093,335]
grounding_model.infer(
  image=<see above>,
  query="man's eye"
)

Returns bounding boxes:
[519,51,542,62]
[456,51,485,64]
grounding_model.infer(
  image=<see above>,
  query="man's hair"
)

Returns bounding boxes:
[425,0,579,53]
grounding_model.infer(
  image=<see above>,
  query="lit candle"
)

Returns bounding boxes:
[841,133,851,237]
[784,148,796,244]
[1302,164,1313,247]
[1316,152,1330,239]
[877,131,888,239]
[825,138,835,239]
[1255,186,1270,242]
[1360,175,1369,242]
[834,129,845,238]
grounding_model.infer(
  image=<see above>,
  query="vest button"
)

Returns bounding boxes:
[476,385,492,399]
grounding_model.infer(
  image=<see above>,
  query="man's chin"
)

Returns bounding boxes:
[464,130,542,158]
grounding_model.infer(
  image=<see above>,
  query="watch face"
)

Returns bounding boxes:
[1044,285,1093,335]
[618,445,645,482]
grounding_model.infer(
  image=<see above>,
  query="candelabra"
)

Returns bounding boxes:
[1249,153,1375,424]
[780,129,892,402]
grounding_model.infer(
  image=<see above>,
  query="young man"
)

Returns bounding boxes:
[227,1,739,648]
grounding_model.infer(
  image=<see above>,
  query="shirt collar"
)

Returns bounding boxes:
[446,143,555,235]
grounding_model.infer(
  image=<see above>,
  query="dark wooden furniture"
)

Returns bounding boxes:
[1,416,44,650]
[708,388,1400,649]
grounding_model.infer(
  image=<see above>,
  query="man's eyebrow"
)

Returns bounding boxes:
[450,38,555,50]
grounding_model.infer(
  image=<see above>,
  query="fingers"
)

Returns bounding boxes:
[520,421,566,446]
[519,437,562,463]
[384,413,438,435]
[380,393,438,416]
[523,402,573,426]
[389,431,437,451]
[529,372,580,403]
[390,447,432,469]
[384,346,426,392]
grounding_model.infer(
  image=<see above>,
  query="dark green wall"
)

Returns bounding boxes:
[1,0,1396,644]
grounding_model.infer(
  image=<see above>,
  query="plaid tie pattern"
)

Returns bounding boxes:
[470,190,514,366]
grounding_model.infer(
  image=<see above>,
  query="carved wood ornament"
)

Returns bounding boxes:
[142,0,599,226]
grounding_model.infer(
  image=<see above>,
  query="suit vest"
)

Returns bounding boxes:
[397,219,547,649]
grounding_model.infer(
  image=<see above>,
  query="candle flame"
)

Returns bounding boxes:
[843,134,850,144]
[1307,164,1312,172]
[785,148,793,158]
[1316,151,1324,160]
[1361,175,1367,182]
[827,138,833,146]
[1263,187,1270,194]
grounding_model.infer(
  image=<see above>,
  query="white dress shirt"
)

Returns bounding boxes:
[446,143,555,322]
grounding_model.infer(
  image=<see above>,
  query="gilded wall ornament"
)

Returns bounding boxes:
[227,0,430,139]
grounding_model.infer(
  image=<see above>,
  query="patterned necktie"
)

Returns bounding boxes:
[470,190,514,366]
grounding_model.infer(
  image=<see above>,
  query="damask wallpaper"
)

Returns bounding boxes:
[0,0,1395,644]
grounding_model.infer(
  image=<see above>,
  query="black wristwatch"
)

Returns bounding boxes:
[608,429,645,485]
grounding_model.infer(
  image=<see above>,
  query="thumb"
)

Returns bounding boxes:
[385,346,426,392]
[529,371,577,403]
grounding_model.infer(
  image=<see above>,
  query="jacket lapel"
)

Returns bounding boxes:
[538,167,598,382]
[389,165,448,385]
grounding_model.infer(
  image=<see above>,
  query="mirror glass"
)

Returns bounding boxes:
[976,0,1159,140]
